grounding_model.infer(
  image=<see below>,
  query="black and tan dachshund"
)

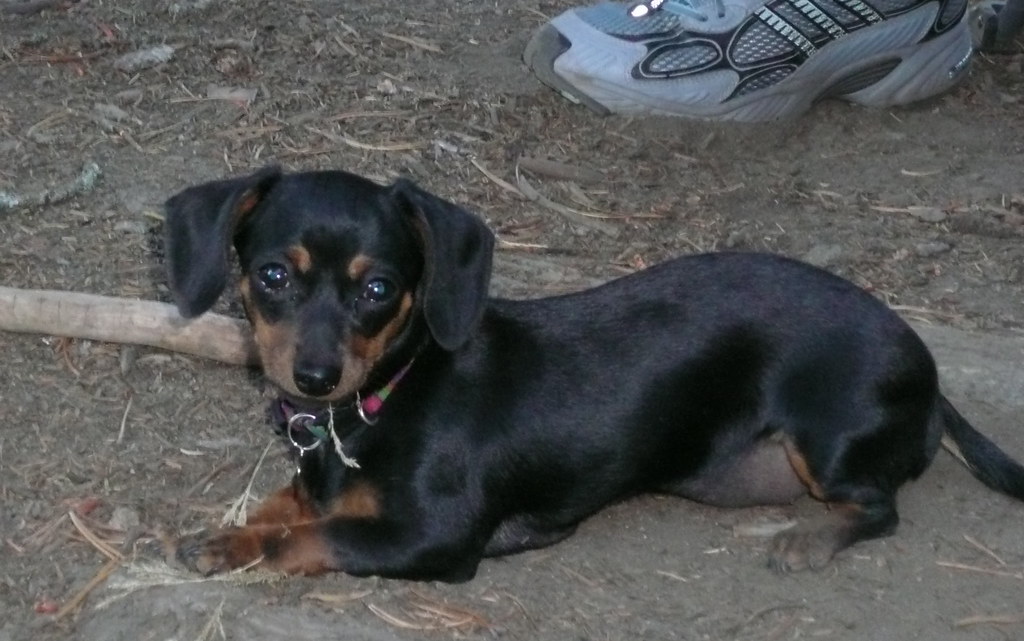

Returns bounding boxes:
[165,165,1024,581]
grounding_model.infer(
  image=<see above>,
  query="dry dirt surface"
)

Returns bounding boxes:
[2,1,1024,640]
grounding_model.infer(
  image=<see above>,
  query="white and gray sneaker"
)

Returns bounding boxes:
[524,0,973,120]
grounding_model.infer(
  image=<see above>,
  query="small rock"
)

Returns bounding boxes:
[94,102,131,123]
[206,84,258,104]
[907,206,947,223]
[915,241,951,257]
[115,89,144,104]
[114,220,149,234]
[724,229,753,249]
[803,243,843,267]
[113,45,176,73]
[167,0,215,14]
[108,506,141,532]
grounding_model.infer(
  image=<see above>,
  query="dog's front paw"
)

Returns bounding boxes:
[175,528,260,575]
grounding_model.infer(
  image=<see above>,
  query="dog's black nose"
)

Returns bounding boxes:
[294,365,341,397]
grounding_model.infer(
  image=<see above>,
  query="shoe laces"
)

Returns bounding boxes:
[628,0,727,22]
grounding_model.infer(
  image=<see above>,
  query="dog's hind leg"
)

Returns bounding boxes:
[766,435,903,572]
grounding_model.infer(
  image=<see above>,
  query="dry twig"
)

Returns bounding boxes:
[955,613,1024,628]
[936,560,1024,579]
[1,0,67,15]
[0,162,101,214]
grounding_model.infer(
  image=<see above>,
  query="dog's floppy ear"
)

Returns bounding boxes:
[390,179,495,351]
[164,165,283,318]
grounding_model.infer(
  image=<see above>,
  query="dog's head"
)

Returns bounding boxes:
[163,165,494,402]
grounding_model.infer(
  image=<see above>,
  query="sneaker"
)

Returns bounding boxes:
[524,0,973,120]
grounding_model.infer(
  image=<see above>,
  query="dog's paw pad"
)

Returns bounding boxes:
[175,530,242,575]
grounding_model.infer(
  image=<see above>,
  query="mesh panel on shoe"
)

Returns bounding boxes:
[730,21,798,64]
[647,42,720,72]
[734,65,796,95]
[578,2,681,37]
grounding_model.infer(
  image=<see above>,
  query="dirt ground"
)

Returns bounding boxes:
[1,1,1024,639]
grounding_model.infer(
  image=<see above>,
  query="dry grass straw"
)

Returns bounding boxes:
[68,511,123,562]
[936,533,1023,580]
[193,597,226,641]
[55,557,121,621]
[221,440,274,527]
[954,613,1024,628]
[95,560,279,611]
[52,512,126,619]
[302,588,375,608]
[306,126,425,152]
[380,32,442,53]
[366,588,490,631]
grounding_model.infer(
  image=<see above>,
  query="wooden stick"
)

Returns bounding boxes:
[0,287,258,366]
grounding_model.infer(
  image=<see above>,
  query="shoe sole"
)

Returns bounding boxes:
[524,24,614,116]
[525,7,972,121]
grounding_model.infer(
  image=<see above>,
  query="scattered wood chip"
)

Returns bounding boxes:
[206,84,257,105]
[306,125,424,152]
[470,158,524,198]
[517,156,604,184]
[380,31,442,53]
[869,205,947,223]
[516,169,620,238]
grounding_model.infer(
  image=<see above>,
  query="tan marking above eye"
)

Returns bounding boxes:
[285,245,313,273]
[347,254,374,281]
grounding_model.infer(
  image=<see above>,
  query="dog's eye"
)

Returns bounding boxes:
[257,263,290,291]
[362,278,395,303]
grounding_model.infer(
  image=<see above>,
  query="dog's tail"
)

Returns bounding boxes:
[941,396,1024,500]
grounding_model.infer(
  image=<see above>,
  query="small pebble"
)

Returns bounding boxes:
[915,241,951,257]
[803,243,843,267]
[108,506,141,532]
[907,206,946,223]
[113,45,176,73]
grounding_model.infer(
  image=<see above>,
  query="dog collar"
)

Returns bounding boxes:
[277,359,415,468]
[354,359,415,425]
